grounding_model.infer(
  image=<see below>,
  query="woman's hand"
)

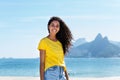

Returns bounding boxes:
[65,70,69,80]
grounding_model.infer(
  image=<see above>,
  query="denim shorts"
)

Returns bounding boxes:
[44,66,66,80]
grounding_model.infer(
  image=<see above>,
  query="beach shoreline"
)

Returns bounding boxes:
[1,76,120,80]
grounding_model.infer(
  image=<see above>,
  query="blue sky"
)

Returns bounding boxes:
[0,0,120,58]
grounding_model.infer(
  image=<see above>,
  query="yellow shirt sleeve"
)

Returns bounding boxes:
[37,39,47,50]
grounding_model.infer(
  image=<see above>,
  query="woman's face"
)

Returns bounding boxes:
[48,20,60,35]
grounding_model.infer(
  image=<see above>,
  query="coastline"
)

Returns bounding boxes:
[1,77,120,80]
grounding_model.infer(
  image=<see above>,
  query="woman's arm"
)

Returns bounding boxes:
[64,69,69,80]
[39,50,46,80]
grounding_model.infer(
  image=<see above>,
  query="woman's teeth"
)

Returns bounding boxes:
[53,30,57,32]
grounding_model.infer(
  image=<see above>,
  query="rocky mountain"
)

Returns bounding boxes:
[72,38,87,47]
[110,41,120,48]
[67,33,120,58]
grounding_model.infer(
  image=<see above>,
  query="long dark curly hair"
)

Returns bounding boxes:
[47,16,73,54]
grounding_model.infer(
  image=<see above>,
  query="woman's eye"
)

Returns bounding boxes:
[51,24,54,27]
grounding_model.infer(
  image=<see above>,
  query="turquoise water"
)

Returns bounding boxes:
[66,58,120,77]
[0,58,120,77]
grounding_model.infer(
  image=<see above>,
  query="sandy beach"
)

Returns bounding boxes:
[0,77,120,80]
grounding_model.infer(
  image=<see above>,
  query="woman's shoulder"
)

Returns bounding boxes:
[40,37,48,42]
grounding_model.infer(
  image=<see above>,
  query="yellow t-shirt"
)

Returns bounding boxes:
[37,37,66,71]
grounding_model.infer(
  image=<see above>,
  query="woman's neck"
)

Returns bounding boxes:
[47,35,57,41]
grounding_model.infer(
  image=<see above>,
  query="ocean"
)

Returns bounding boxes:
[0,58,120,77]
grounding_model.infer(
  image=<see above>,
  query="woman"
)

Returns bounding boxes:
[37,16,73,80]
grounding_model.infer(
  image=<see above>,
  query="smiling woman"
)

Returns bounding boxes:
[37,16,73,80]
[1,0,120,80]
